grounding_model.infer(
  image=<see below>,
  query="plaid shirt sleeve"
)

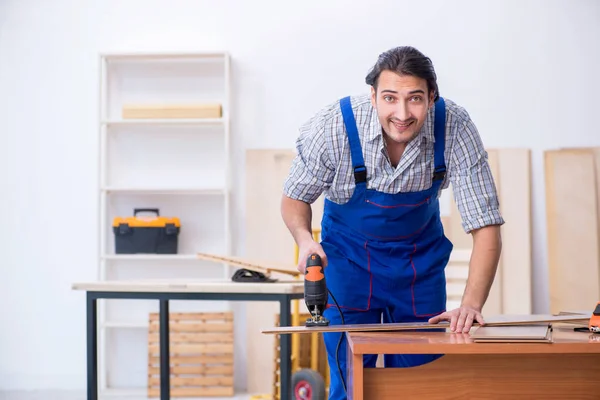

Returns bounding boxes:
[449,113,505,233]
[283,112,337,204]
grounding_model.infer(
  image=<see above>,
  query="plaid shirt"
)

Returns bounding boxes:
[283,94,505,233]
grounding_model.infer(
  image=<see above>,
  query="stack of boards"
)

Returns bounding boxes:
[470,325,553,343]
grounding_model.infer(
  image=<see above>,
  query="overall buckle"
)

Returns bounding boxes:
[354,166,367,183]
[433,168,446,182]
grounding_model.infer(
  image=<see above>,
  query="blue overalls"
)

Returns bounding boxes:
[320,96,453,400]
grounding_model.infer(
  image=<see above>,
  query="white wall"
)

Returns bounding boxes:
[1,0,599,391]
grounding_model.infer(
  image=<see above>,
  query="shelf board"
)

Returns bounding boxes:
[101,187,226,195]
[102,254,200,261]
[101,51,229,60]
[102,321,148,329]
[102,118,225,127]
[99,387,255,399]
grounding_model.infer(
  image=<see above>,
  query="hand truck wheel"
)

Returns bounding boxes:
[291,368,326,400]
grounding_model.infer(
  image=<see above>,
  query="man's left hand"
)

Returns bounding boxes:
[428,306,485,333]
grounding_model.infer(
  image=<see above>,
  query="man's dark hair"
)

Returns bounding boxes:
[365,46,439,102]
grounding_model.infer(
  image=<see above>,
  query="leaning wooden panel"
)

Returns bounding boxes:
[481,149,504,315]
[147,312,234,398]
[545,149,600,314]
[496,148,532,314]
[244,149,324,394]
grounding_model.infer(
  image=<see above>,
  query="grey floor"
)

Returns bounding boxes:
[0,392,258,400]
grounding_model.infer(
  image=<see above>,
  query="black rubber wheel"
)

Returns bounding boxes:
[291,368,326,400]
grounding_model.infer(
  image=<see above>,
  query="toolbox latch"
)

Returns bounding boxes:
[117,223,131,235]
[164,223,178,235]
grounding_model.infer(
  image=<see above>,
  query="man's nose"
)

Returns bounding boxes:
[396,102,410,121]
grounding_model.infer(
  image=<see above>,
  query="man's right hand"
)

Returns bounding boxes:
[296,239,327,274]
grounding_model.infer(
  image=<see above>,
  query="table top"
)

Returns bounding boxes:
[72,279,304,294]
[347,326,600,355]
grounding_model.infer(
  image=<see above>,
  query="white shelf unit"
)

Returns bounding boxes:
[97,52,232,394]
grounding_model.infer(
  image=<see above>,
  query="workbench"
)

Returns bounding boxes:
[346,325,600,399]
[72,279,304,400]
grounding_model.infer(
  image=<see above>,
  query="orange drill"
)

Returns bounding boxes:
[304,253,330,327]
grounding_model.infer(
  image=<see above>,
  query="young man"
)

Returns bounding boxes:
[281,46,503,399]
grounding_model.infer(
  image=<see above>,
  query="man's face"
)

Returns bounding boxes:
[370,70,434,145]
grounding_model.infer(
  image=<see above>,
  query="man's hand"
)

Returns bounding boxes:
[296,239,327,274]
[428,305,485,333]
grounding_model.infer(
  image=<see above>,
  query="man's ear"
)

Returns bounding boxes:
[429,91,436,108]
[370,86,377,107]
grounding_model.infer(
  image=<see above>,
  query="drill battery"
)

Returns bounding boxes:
[112,208,180,254]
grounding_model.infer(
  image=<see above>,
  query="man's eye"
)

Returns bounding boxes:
[410,96,422,102]
[384,96,394,102]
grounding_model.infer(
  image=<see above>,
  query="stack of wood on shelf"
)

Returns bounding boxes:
[147,312,234,398]
[545,147,600,315]
[122,103,222,119]
[442,148,533,316]
[244,148,533,394]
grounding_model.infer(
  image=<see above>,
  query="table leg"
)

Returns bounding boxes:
[346,338,363,400]
[86,293,98,400]
[279,295,292,400]
[159,299,170,400]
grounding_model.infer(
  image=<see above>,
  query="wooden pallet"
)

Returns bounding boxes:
[147,312,235,398]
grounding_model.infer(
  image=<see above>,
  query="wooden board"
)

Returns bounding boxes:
[196,252,300,277]
[470,325,552,343]
[444,148,532,315]
[244,149,325,394]
[122,103,222,119]
[147,312,234,398]
[261,314,591,335]
[482,149,503,315]
[545,148,600,314]
[495,149,532,314]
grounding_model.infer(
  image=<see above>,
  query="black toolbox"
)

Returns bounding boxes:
[112,208,180,254]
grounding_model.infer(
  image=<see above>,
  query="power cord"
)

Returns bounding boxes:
[326,288,346,394]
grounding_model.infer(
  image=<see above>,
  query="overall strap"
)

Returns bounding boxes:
[339,96,367,184]
[432,97,447,182]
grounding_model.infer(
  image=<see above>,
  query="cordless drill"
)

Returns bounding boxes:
[304,253,330,327]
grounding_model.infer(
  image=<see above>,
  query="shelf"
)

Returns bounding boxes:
[98,50,232,392]
[102,118,225,127]
[101,187,226,195]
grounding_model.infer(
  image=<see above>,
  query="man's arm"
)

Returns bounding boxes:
[281,196,327,271]
[461,224,502,310]
[281,112,336,271]
[281,196,314,250]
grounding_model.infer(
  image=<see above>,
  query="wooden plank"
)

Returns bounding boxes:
[149,322,233,333]
[261,314,590,335]
[195,252,300,277]
[545,149,600,314]
[496,148,532,314]
[122,103,222,119]
[149,312,233,322]
[244,149,314,394]
[483,149,503,315]
[147,387,234,397]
